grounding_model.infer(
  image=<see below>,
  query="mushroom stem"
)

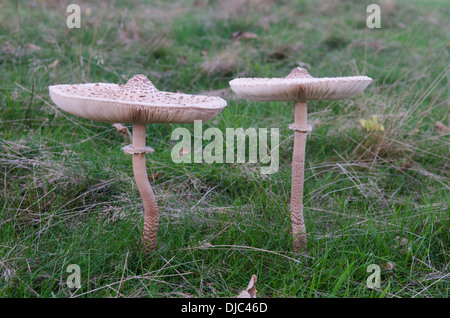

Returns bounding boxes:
[132,123,159,251]
[290,101,308,252]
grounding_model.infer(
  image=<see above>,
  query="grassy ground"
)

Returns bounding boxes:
[0,0,449,298]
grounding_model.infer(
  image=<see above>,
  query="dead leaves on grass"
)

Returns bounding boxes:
[113,123,132,143]
[231,31,259,40]
[392,236,412,253]
[237,274,258,298]
[434,121,449,134]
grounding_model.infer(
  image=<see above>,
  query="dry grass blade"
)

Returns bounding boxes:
[180,243,312,262]
[412,273,450,298]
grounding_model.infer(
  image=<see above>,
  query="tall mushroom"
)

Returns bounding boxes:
[49,75,227,251]
[229,67,372,252]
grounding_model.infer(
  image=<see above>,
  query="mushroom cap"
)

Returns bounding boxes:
[49,75,227,124]
[229,67,372,101]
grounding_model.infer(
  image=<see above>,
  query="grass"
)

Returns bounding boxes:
[0,0,449,298]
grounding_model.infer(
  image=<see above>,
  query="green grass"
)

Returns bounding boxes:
[0,0,449,298]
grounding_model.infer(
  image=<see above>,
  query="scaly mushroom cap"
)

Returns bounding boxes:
[49,75,227,124]
[229,67,372,101]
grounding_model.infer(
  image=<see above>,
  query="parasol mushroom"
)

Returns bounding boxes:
[229,67,372,252]
[49,75,227,251]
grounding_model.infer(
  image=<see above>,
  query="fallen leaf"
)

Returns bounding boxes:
[24,43,42,52]
[391,236,411,253]
[179,147,191,156]
[2,41,14,55]
[241,32,259,39]
[231,31,242,39]
[297,61,311,69]
[113,123,131,143]
[231,31,259,40]
[267,46,292,61]
[148,172,163,182]
[48,59,59,68]
[179,55,188,64]
[395,236,409,246]
[11,90,19,101]
[382,262,396,271]
[434,121,449,134]
[237,274,257,298]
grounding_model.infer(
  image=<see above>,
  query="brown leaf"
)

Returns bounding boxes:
[24,43,42,52]
[2,41,14,55]
[48,59,59,68]
[395,236,409,246]
[241,32,259,39]
[148,172,163,182]
[391,236,411,253]
[268,46,292,61]
[382,262,396,271]
[231,31,259,40]
[179,55,188,64]
[179,147,191,156]
[11,90,19,101]
[113,123,131,143]
[297,61,311,69]
[237,274,257,298]
[434,121,450,134]
[231,31,242,39]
